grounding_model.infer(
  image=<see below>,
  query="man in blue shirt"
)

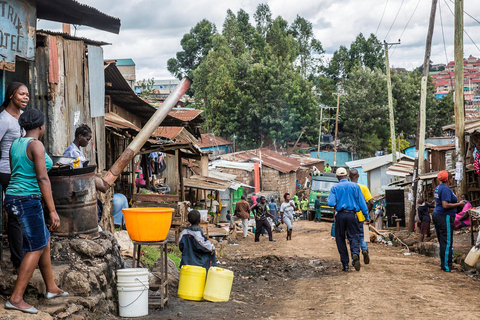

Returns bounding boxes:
[328,168,368,272]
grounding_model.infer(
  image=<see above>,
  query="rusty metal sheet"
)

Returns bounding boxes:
[48,35,59,84]
[0,0,36,72]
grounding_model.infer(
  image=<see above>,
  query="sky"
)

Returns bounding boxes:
[38,0,480,81]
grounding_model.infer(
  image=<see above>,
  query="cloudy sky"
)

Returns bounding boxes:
[39,0,480,80]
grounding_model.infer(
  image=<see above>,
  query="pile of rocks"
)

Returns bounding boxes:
[0,231,124,319]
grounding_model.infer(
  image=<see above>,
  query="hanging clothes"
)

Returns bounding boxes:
[474,147,480,174]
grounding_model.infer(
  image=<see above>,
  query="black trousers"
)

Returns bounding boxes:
[334,211,360,267]
[432,213,454,272]
[0,173,24,268]
[255,219,273,241]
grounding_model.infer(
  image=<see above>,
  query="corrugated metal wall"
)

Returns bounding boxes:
[29,34,103,167]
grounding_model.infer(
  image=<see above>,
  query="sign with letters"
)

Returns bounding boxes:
[0,0,36,72]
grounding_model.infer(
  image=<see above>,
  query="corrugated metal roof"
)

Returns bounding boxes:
[197,133,232,149]
[443,118,480,133]
[184,176,229,191]
[37,30,110,46]
[208,170,237,181]
[153,127,198,144]
[105,63,157,120]
[428,144,455,151]
[220,148,299,173]
[386,160,415,177]
[114,58,135,66]
[289,155,325,166]
[36,0,121,34]
[168,109,204,122]
[210,160,255,172]
[362,153,412,172]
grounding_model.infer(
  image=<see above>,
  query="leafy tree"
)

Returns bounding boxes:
[323,33,384,82]
[427,90,454,137]
[289,15,324,78]
[339,66,389,157]
[189,4,321,149]
[137,78,155,98]
[167,19,217,80]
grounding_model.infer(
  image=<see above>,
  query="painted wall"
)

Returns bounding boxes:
[200,145,231,155]
[309,151,353,167]
[368,165,394,197]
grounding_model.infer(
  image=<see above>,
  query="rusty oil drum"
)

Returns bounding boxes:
[45,165,99,237]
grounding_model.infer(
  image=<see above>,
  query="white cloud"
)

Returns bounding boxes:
[38,0,480,80]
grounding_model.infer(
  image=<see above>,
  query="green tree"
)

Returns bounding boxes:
[427,90,453,137]
[167,19,217,80]
[137,78,155,98]
[323,33,384,82]
[340,66,389,157]
[289,15,324,78]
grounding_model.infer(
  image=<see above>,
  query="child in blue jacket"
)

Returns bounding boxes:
[179,210,217,270]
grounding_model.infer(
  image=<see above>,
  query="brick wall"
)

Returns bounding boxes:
[261,166,296,196]
[219,168,254,186]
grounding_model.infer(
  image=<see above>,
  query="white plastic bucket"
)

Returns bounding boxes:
[117,268,149,317]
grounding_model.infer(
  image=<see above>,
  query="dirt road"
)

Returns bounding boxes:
[154,221,480,320]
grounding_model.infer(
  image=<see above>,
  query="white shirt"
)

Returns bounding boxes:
[63,141,87,162]
[0,110,23,174]
[280,200,295,218]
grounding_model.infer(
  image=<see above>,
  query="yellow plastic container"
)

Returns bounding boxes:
[178,265,206,301]
[203,267,234,302]
[122,208,174,242]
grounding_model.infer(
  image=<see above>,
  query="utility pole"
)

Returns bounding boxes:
[455,0,466,194]
[384,41,400,163]
[333,91,341,167]
[318,105,323,159]
[410,0,438,232]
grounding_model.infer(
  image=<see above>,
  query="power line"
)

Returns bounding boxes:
[398,0,421,40]
[390,0,421,59]
[384,0,405,40]
[448,0,480,26]
[376,0,389,36]
[438,0,449,63]
[443,0,480,55]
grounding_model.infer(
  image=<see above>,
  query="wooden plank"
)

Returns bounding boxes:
[51,36,69,156]
[132,194,180,202]
[94,117,106,171]
[111,103,143,128]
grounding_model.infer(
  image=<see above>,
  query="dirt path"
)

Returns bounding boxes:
[153,221,480,320]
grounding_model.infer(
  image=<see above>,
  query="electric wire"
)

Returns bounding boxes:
[443,0,480,55]
[390,0,420,59]
[438,0,449,63]
[376,0,389,36]
[448,0,480,26]
[385,0,405,40]
[398,0,421,40]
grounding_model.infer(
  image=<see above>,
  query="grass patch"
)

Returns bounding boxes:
[453,251,463,259]
[140,246,161,268]
[139,245,182,270]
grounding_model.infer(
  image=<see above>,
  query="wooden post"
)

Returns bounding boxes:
[177,149,185,201]
[62,23,71,35]
[317,105,323,158]
[333,93,340,167]
[410,0,437,232]
[131,158,136,195]
[455,0,466,195]
[142,154,150,190]
[384,42,396,163]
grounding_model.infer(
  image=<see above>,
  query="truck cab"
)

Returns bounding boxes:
[309,173,338,219]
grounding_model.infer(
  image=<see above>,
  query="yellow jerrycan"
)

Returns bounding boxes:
[203,267,234,302]
[177,265,206,301]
